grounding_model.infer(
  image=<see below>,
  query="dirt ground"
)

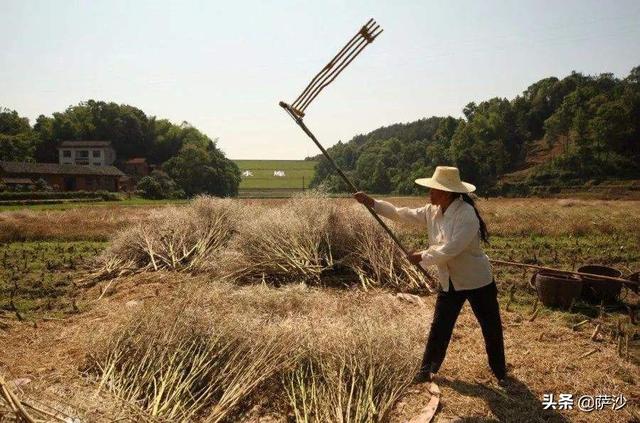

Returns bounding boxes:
[1,273,638,422]
[1,197,638,422]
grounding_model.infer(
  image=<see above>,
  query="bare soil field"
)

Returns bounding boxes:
[1,196,639,422]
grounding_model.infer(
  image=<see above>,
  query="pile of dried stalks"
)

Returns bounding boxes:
[91,193,435,292]
[93,196,244,280]
[89,282,426,422]
[332,204,430,291]
[222,194,338,283]
[284,312,417,422]
[94,299,296,421]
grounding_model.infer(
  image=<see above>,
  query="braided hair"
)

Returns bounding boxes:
[458,193,489,244]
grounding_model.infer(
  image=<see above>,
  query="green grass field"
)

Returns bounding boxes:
[234,160,317,190]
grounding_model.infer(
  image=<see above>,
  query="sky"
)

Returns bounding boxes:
[1,0,639,160]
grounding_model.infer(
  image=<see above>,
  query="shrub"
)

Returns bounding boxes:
[95,190,122,201]
[34,178,52,191]
[136,170,184,200]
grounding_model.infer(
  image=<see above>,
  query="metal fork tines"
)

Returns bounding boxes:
[289,19,383,117]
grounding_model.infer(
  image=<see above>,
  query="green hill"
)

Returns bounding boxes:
[308,67,640,196]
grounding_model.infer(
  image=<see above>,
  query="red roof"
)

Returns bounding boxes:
[125,158,147,164]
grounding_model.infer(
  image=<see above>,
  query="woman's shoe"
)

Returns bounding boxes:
[411,370,432,384]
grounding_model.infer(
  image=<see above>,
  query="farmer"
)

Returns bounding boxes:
[354,166,507,384]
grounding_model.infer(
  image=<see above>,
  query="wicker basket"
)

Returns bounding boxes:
[577,265,622,303]
[530,270,582,309]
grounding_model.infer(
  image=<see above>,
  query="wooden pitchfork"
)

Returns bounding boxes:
[279,19,436,289]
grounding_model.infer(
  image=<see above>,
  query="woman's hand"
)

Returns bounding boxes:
[353,191,375,208]
[407,251,424,265]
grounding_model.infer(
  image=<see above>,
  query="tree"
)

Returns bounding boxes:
[0,108,37,161]
[24,100,233,168]
[136,170,184,199]
[0,108,31,135]
[463,102,477,120]
[626,66,640,85]
[0,133,37,162]
[163,143,240,197]
[33,115,57,162]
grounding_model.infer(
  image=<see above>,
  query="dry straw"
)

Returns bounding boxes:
[92,192,435,292]
[92,196,245,280]
[332,204,431,292]
[89,282,427,422]
[222,193,338,283]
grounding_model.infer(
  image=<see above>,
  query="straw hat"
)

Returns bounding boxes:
[415,166,476,193]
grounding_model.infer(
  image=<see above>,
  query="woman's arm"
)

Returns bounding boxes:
[353,192,427,226]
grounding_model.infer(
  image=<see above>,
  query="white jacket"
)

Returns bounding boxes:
[374,197,493,292]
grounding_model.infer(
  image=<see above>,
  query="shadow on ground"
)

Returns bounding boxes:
[439,376,571,422]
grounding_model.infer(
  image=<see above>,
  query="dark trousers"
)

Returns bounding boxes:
[420,279,506,379]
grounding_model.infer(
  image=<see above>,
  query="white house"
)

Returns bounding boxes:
[58,141,116,166]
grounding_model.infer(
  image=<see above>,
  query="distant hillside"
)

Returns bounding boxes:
[309,67,640,196]
[0,100,241,198]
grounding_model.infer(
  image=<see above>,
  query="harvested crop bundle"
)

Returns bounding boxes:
[93,196,244,279]
[92,193,434,293]
[222,192,338,283]
[92,294,297,422]
[332,204,434,292]
[285,312,416,423]
[90,281,423,422]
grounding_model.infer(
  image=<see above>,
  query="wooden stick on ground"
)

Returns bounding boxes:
[528,306,540,322]
[22,400,70,423]
[579,348,599,359]
[0,374,37,423]
[409,382,441,423]
[572,319,590,331]
[1,383,18,413]
[591,324,602,341]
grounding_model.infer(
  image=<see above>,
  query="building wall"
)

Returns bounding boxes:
[59,147,116,166]
[105,148,115,165]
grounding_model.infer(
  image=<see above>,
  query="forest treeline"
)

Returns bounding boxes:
[309,67,640,195]
[0,100,240,197]
[3,67,639,197]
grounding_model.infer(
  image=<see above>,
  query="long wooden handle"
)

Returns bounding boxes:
[489,259,639,286]
[280,102,435,287]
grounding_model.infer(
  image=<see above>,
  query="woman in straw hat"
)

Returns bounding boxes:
[354,166,507,384]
